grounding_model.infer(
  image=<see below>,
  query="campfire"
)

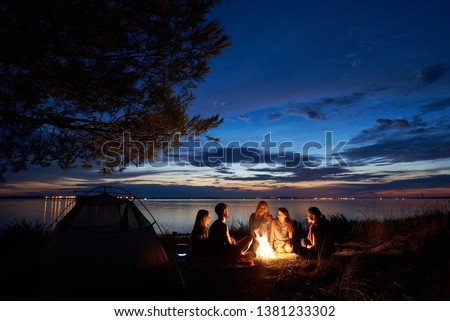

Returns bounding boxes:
[255,234,275,259]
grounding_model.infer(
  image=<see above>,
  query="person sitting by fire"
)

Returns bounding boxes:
[249,201,273,252]
[299,206,335,259]
[190,209,211,257]
[270,207,294,253]
[208,203,253,262]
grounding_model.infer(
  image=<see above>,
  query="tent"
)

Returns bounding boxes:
[39,187,185,300]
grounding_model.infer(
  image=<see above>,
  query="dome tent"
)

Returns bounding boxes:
[39,186,185,300]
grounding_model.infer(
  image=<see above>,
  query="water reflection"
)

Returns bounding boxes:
[0,197,447,233]
[43,196,76,225]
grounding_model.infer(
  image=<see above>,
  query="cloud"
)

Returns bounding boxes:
[420,63,447,84]
[266,112,283,121]
[373,117,426,131]
[287,105,327,120]
[243,165,351,183]
[238,115,251,121]
[344,134,450,166]
[370,85,391,92]
[321,92,365,106]
[347,107,450,165]
[349,174,450,197]
[183,145,311,169]
[421,98,450,113]
[352,116,427,143]
[262,92,367,122]
[287,92,366,119]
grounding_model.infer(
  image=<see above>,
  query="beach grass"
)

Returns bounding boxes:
[0,207,449,300]
[177,208,450,300]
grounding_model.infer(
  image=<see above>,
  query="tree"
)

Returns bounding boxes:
[0,0,229,181]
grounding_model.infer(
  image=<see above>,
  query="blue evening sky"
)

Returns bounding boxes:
[1,0,449,198]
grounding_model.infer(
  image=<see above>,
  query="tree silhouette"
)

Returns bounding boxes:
[0,0,229,181]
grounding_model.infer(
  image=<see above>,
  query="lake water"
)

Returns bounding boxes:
[0,197,448,234]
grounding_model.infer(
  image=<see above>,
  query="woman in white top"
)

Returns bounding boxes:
[270,207,294,253]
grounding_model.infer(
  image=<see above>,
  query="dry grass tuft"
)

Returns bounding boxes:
[179,208,450,300]
[0,205,449,300]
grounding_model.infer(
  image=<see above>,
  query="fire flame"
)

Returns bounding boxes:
[255,234,275,259]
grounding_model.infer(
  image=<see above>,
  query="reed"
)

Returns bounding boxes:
[0,219,51,299]
[0,206,448,300]
[183,207,450,300]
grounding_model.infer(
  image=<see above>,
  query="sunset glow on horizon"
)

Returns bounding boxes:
[1,0,449,199]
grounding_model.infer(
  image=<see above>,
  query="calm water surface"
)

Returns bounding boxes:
[1,198,448,234]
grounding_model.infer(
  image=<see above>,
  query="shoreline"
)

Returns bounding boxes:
[1,210,449,300]
[1,195,449,200]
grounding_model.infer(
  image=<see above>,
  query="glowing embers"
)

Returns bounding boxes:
[255,234,275,259]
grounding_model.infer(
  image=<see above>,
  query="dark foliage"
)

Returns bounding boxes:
[0,0,229,181]
[2,211,448,300]
[0,219,50,299]
[328,214,352,243]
